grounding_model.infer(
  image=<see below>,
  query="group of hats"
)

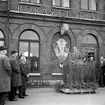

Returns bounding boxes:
[0,46,18,54]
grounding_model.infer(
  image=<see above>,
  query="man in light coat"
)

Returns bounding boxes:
[0,46,12,105]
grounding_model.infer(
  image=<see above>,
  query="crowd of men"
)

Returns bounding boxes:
[0,46,29,105]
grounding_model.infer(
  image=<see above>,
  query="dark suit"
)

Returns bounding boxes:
[99,61,105,87]
[9,55,22,100]
[63,64,70,85]
[102,61,105,86]
[19,61,28,96]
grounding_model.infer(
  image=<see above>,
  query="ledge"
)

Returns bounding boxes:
[52,6,71,10]
[19,2,41,6]
[29,73,41,76]
[9,10,105,26]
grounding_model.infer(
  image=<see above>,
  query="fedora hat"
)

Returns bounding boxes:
[0,46,7,51]
[11,49,18,54]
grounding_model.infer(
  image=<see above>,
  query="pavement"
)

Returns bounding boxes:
[5,87,105,105]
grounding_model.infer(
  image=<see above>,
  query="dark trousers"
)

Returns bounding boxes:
[0,92,7,105]
[9,87,17,100]
[63,73,67,85]
[19,86,24,96]
[20,76,27,96]
[23,87,26,96]
[98,70,104,87]
[103,74,105,86]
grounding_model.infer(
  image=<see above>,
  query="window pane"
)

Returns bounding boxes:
[30,42,39,57]
[30,42,39,72]
[31,0,40,3]
[0,31,4,46]
[19,42,28,55]
[89,0,96,10]
[82,35,97,44]
[20,0,30,2]
[81,0,88,9]
[62,0,69,7]
[20,30,39,40]
[0,31,4,38]
[0,41,4,46]
[53,0,60,6]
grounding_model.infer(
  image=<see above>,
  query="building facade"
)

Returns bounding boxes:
[0,0,105,85]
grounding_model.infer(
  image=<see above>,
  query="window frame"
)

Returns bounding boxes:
[19,0,40,4]
[0,30,5,46]
[0,0,7,1]
[19,30,40,73]
[80,0,97,11]
[52,0,71,8]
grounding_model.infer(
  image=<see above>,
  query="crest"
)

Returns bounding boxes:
[52,38,70,67]
[52,23,70,67]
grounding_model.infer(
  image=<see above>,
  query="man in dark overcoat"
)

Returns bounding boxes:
[102,58,105,87]
[9,50,22,101]
[19,54,29,96]
[0,46,12,105]
[63,63,70,86]
[99,56,105,87]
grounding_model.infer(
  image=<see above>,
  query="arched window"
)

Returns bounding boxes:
[80,34,98,61]
[81,0,96,10]
[0,30,5,46]
[19,30,40,73]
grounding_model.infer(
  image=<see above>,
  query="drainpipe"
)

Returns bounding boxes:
[7,0,10,57]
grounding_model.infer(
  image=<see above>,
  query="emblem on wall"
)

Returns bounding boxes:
[52,24,70,67]
[52,38,70,67]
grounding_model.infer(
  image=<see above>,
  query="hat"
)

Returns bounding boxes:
[0,46,7,51]
[11,49,18,54]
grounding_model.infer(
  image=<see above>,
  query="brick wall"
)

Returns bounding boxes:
[0,0,105,85]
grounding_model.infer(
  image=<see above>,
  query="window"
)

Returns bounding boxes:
[82,35,97,44]
[53,0,70,8]
[19,30,40,73]
[80,34,97,61]
[0,30,5,46]
[20,0,40,4]
[81,0,96,10]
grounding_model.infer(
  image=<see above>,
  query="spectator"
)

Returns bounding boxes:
[0,46,12,105]
[9,50,24,101]
[99,56,105,87]
[19,54,29,97]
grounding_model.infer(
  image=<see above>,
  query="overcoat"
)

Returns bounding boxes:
[19,61,28,88]
[100,61,105,86]
[0,53,12,92]
[10,55,22,87]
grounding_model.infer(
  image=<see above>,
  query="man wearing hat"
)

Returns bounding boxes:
[0,46,12,105]
[9,49,23,101]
